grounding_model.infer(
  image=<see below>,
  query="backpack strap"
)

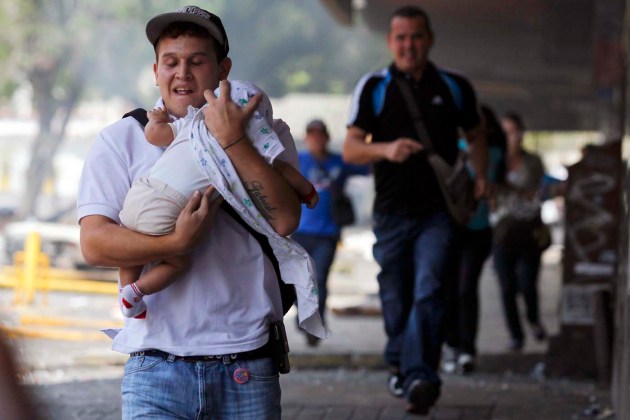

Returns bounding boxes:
[123,108,149,127]
[122,108,296,315]
[372,70,392,117]
[438,71,464,112]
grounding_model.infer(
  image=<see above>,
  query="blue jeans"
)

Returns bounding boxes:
[372,211,455,386]
[121,354,281,419]
[291,232,340,323]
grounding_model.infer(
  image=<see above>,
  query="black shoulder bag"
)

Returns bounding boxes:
[316,161,355,227]
[392,78,477,226]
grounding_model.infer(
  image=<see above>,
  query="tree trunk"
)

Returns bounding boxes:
[17,71,82,220]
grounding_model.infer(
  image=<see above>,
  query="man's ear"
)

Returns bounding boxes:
[153,62,158,86]
[218,57,232,80]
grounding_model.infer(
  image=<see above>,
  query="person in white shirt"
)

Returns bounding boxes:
[77,6,315,419]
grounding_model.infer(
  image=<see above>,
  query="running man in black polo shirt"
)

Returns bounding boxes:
[343,5,487,415]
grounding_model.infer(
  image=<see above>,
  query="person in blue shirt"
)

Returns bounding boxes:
[292,119,370,346]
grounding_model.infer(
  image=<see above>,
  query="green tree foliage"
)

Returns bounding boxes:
[224,0,389,96]
[0,0,152,218]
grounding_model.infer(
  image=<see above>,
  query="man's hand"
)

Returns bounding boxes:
[172,186,224,254]
[202,80,262,147]
[385,138,424,163]
[344,127,423,165]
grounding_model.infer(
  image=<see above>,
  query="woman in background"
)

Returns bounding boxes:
[492,111,549,352]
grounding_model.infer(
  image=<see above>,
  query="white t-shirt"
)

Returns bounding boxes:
[77,102,299,355]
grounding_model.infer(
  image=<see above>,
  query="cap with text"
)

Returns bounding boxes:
[146,5,229,57]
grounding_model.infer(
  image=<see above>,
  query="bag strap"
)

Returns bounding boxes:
[123,108,149,127]
[122,108,296,315]
[392,76,435,151]
[219,201,296,315]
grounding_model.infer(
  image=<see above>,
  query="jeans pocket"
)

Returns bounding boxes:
[234,358,278,382]
[123,355,164,377]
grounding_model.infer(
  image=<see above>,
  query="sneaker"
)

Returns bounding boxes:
[507,338,524,352]
[441,345,458,374]
[387,369,404,398]
[406,379,441,415]
[457,353,475,374]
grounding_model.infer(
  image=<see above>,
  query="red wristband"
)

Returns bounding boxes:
[300,185,317,204]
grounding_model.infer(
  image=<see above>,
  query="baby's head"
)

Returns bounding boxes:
[214,80,273,126]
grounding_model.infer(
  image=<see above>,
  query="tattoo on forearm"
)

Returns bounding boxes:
[244,181,276,220]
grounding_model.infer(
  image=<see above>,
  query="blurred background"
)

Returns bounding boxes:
[0,0,605,231]
[1,0,630,418]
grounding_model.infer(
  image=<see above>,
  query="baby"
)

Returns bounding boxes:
[118,80,318,318]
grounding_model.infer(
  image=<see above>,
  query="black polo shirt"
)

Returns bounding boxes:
[347,62,481,218]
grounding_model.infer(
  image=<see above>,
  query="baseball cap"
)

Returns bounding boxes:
[146,6,229,57]
[306,119,329,136]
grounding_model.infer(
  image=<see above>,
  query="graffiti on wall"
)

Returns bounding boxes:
[563,142,621,283]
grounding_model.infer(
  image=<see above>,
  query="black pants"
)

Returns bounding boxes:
[493,243,542,342]
[444,227,493,356]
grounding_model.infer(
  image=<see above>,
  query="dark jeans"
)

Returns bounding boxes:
[291,232,340,323]
[372,211,455,386]
[493,244,542,342]
[444,227,492,356]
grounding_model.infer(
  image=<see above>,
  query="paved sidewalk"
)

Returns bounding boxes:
[30,370,610,419]
[284,226,559,364]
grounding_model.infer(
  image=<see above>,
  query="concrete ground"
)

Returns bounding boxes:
[0,226,616,419]
[30,370,610,420]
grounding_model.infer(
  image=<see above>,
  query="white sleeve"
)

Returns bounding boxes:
[78,115,168,226]
[76,130,131,224]
[272,119,299,170]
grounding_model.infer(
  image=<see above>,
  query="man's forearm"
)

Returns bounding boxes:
[467,126,488,179]
[224,140,301,236]
[201,83,300,235]
[80,215,181,268]
[343,129,387,165]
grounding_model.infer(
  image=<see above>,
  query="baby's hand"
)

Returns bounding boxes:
[147,107,169,123]
[301,185,319,209]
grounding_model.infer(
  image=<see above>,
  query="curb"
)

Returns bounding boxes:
[290,353,386,370]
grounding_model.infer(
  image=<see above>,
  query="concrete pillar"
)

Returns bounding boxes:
[593,0,626,142]
[607,0,630,416]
